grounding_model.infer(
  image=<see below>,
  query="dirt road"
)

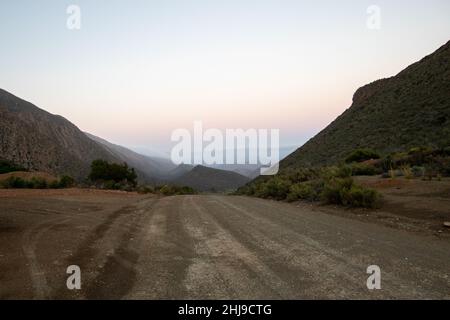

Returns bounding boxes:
[1,191,449,299]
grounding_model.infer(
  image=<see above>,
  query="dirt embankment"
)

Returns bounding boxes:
[0,171,58,183]
[341,176,450,236]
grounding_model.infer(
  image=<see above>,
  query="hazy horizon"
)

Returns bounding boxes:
[1,0,450,155]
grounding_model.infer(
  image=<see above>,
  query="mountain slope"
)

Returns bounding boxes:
[0,89,119,180]
[0,88,260,187]
[173,165,250,192]
[282,40,450,169]
[166,163,195,180]
[85,133,177,182]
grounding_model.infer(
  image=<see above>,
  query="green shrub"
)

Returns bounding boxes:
[345,149,380,163]
[179,186,197,195]
[406,147,434,166]
[287,181,323,202]
[340,185,380,208]
[337,165,353,178]
[89,160,137,187]
[238,161,382,209]
[49,180,61,189]
[0,160,27,174]
[287,183,311,202]
[285,168,319,183]
[321,177,354,205]
[137,186,154,194]
[155,185,197,196]
[0,175,75,189]
[431,157,450,177]
[256,178,290,200]
[235,184,255,196]
[58,175,75,188]
[29,177,48,189]
[1,176,27,188]
[321,177,379,208]
[321,165,352,180]
[351,163,380,176]
[381,155,391,172]
[411,166,426,178]
[103,180,120,190]
[408,146,433,156]
[442,146,450,156]
[159,185,174,195]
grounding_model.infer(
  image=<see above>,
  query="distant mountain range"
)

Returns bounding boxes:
[281,40,450,170]
[85,133,177,183]
[204,145,297,179]
[5,39,445,189]
[172,165,250,192]
[0,88,250,190]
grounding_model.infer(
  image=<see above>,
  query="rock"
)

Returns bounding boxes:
[444,222,450,228]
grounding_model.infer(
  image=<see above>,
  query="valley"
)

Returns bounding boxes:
[0,12,449,302]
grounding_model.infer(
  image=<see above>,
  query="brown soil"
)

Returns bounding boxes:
[324,176,450,237]
[1,191,449,299]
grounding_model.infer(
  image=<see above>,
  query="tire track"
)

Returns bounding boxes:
[20,200,147,299]
[186,196,299,299]
[126,196,195,299]
[210,196,450,299]
[21,215,73,299]
[62,197,156,299]
[206,196,377,298]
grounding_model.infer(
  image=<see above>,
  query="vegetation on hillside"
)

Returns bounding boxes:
[88,159,137,190]
[137,185,197,196]
[0,175,75,189]
[236,165,381,209]
[173,165,250,192]
[238,145,450,209]
[282,41,450,169]
[0,159,27,174]
[345,148,380,163]
[344,146,450,179]
[88,160,197,195]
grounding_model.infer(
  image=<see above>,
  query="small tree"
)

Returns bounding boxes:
[345,148,380,163]
[58,175,75,188]
[88,160,137,188]
[0,160,27,174]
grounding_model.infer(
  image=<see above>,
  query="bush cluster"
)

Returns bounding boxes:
[0,160,27,174]
[137,184,197,196]
[236,165,380,208]
[321,177,379,208]
[380,146,450,179]
[342,146,450,179]
[0,175,75,189]
[286,180,324,202]
[350,162,381,176]
[238,144,450,209]
[89,160,137,188]
[345,149,380,163]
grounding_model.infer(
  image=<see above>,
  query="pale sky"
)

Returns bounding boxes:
[1,0,449,156]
